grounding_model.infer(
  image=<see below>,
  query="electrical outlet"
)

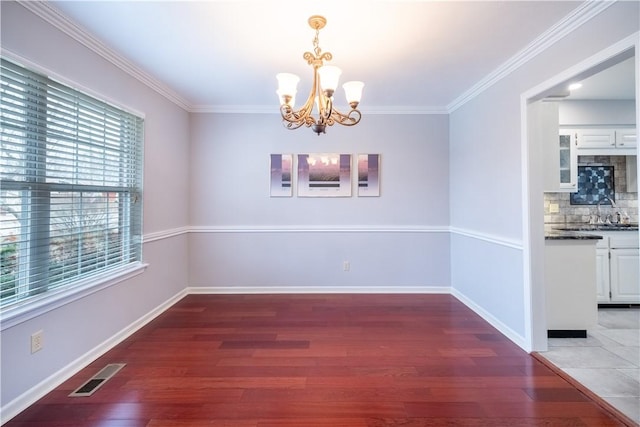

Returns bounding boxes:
[343,261,350,271]
[549,203,560,213]
[31,330,43,354]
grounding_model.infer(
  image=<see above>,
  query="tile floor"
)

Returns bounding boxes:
[540,307,640,425]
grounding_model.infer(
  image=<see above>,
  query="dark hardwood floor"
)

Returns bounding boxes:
[6,294,630,426]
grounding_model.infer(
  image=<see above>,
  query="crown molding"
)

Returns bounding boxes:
[362,106,449,115]
[189,105,449,115]
[18,1,192,111]
[446,0,617,113]
[19,0,615,115]
[189,105,276,114]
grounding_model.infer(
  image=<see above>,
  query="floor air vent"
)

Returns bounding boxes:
[69,363,125,397]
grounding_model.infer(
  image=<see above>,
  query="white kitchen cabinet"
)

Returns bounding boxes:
[533,100,564,192]
[595,231,640,304]
[610,249,640,302]
[558,130,577,191]
[545,239,598,333]
[617,129,637,148]
[576,128,616,148]
[575,128,637,152]
[627,155,637,193]
[595,247,610,303]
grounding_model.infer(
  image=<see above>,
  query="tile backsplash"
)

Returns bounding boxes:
[544,155,638,225]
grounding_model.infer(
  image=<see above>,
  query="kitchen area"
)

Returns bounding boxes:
[536,54,639,425]
[542,56,638,331]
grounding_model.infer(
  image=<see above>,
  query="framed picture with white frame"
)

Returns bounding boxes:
[297,153,352,197]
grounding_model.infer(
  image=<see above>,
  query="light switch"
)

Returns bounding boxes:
[549,203,559,213]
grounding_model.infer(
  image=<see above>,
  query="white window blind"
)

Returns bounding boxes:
[0,58,144,309]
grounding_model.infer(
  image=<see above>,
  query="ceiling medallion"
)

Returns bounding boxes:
[276,15,364,135]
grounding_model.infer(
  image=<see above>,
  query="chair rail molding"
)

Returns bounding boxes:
[450,227,523,250]
[188,225,449,234]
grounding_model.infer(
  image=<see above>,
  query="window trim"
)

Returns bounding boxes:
[0,261,148,330]
[1,49,146,120]
[1,53,146,318]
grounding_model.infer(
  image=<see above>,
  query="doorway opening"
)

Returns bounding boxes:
[522,35,639,353]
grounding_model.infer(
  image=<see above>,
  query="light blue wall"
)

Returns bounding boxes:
[189,113,450,228]
[1,0,639,421]
[0,1,190,415]
[449,1,639,349]
[0,2,451,417]
[188,113,451,291]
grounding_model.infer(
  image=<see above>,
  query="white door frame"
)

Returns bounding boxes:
[520,33,640,352]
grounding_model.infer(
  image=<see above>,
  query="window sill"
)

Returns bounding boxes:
[0,262,148,331]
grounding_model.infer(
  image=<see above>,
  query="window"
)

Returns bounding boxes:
[0,58,144,311]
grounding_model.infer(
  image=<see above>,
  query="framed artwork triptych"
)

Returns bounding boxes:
[270,153,380,198]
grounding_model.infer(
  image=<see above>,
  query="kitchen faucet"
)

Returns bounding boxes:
[595,196,617,224]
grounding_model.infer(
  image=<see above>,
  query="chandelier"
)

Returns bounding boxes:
[276,15,364,135]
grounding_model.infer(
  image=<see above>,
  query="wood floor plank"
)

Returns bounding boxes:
[4,294,630,426]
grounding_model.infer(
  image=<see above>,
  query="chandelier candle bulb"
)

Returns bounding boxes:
[276,15,363,135]
[277,90,296,108]
[276,73,300,106]
[343,81,364,108]
[318,65,342,94]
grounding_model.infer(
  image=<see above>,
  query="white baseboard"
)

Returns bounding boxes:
[451,288,527,350]
[1,288,188,425]
[187,285,451,294]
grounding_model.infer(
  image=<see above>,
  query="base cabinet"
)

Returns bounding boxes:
[545,240,598,332]
[595,248,610,303]
[595,232,640,304]
[610,249,640,302]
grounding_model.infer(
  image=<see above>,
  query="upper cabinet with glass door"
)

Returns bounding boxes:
[558,130,578,191]
[535,100,577,193]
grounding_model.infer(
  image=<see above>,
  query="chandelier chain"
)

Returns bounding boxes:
[313,28,322,58]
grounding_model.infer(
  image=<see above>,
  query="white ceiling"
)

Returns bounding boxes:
[564,56,636,100]
[44,0,634,112]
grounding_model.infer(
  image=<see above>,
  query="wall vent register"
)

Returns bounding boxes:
[69,363,125,397]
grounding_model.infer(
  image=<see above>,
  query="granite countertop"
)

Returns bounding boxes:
[545,223,639,240]
[545,228,603,240]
